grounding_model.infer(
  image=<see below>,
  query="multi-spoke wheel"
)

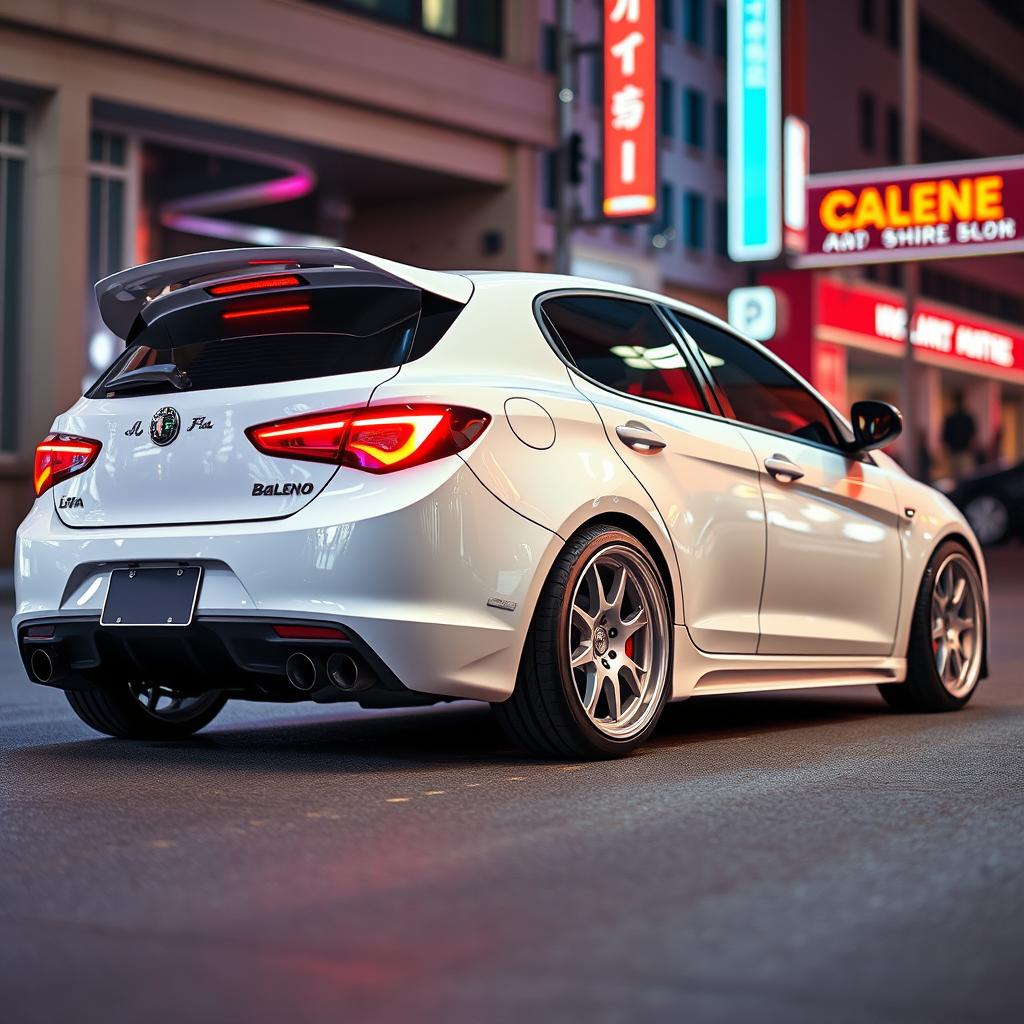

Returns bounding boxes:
[66,681,226,739]
[568,546,669,741]
[495,525,672,758]
[880,541,986,712]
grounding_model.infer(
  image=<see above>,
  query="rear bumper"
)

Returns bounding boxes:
[13,461,557,703]
[16,614,438,707]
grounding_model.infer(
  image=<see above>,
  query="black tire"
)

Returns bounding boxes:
[66,684,227,739]
[494,524,672,759]
[879,540,985,712]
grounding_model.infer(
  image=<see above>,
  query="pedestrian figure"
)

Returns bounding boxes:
[942,391,976,479]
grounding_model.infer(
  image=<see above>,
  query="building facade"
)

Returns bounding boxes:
[0,0,552,556]
[773,0,1024,477]
[536,0,742,315]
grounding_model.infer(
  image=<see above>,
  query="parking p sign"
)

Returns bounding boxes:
[728,286,777,341]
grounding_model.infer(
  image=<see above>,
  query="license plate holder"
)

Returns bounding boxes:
[101,566,203,627]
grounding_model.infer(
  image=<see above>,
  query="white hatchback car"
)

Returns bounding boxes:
[14,247,989,757]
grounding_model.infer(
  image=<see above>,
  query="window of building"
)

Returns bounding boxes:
[683,88,706,148]
[922,269,1024,325]
[885,106,901,164]
[713,3,727,59]
[684,0,705,47]
[981,0,1024,32]
[669,313,841,447]
[660,78,676,138]
[660,0,675,32]
[307,1,503,56]
[859,0,875,34]
[920,15,1024,130]
[885,0,901,49]
[714,198,728,257]
[591,159,603,218]
[590,51,603,106]
[713,99,727,158]
[683,191,705,250]
[542,295,707,413]
[920,128,976,164]
[858,92,876,153]
[657,182,676,242]
[542,149,557,211]
[540,23,557,73]
[0,104,26,452]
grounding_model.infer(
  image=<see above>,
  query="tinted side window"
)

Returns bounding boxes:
[670,311,840,447]
[542,295,706,412]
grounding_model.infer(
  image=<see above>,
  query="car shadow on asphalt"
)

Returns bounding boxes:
[5,688,929,774]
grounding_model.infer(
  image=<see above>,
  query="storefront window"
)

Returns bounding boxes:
[0,104,26,452]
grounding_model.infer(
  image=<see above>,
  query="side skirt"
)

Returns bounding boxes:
[669,625,905,700]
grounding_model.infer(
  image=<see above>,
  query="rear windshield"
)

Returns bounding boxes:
[87,286,460,398]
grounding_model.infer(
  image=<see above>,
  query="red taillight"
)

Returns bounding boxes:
[246,404,490,474]
[246,410,351,464]
[208,274,302,296]
[34,434,102,496]
[222,302,311,321]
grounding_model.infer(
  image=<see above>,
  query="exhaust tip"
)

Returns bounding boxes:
[327,652,374,693]
[285,652,318,692]
[29,648,56,684]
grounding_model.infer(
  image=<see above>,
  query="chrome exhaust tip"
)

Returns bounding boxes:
[285,652,318,691]
[326,652,375,693]
[29,648,57,684]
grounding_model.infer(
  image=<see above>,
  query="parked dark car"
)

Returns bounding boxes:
[946,461,1024,546]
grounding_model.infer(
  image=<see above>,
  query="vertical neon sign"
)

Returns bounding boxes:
[603,0,657,219]
[727,0,782,260]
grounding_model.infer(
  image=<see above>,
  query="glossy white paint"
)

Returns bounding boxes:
[13,250,989,708]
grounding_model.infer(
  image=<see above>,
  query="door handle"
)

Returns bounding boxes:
[764,454,805,482]
[615,421,667,453]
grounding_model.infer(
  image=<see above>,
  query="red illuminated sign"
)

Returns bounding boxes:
[817,278,1024,378]
[603,0,657,219]
[796,156,1024,266]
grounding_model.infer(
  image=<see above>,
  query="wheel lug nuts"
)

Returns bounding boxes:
[609,651,617,659]
[601,659,610,669]
[609,629,618,638]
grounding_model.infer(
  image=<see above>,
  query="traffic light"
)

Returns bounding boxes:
[568,132,585,186]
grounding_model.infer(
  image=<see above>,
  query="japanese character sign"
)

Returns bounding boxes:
[603,0,656,218]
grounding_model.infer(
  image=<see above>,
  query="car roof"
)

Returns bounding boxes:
[460,269,734,330]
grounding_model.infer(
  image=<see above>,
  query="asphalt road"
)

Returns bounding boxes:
[2,551,1023,1024]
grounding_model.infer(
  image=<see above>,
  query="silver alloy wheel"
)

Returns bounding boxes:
[931,552,983,698]
[567,544,670,740]
[128,680,221,722]
[964,495,1009,546]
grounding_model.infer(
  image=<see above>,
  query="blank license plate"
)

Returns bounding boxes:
[101,567,203,627]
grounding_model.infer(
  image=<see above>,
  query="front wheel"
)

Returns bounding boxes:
[66,681,227,739]
[879,541,985,712]
[494,525,672,759]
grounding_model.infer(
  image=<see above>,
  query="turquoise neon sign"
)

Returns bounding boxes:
[727,0,782,261]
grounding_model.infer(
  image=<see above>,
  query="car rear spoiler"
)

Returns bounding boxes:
[95,246,474,339]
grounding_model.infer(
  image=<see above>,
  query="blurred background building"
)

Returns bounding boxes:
[0,0,1023,560]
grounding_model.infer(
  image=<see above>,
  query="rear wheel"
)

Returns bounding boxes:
[494,525,672,759]
[66,681,226,739]
[879,541,985,712]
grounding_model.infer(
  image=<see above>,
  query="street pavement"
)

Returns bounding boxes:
[1,551,1023,1024]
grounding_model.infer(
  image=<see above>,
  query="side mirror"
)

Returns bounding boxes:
[849,400,903,452]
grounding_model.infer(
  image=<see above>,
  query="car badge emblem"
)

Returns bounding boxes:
[150,406,181,447]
